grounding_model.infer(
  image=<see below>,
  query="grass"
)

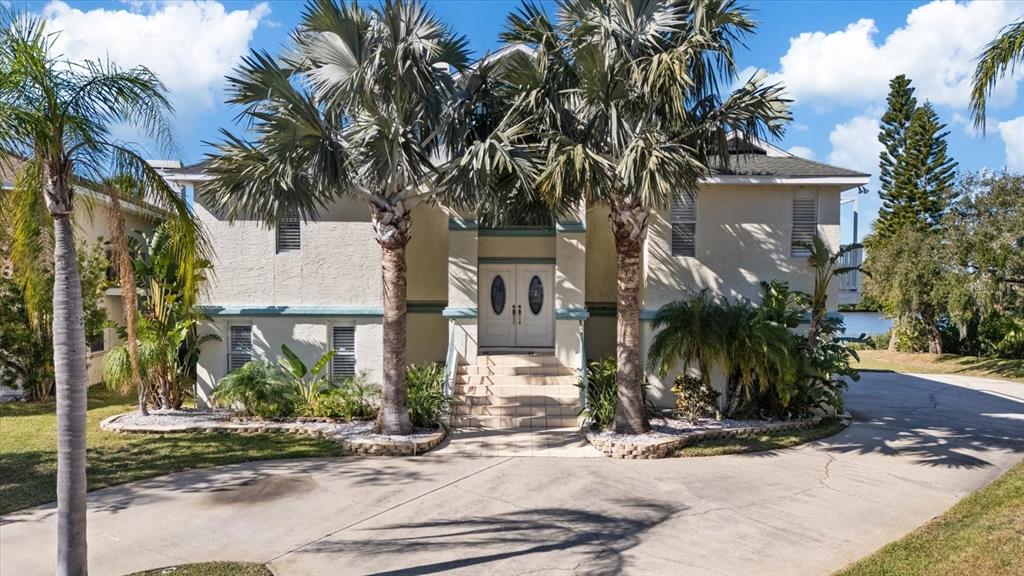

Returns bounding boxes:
[127,562,273,576]
[853,350,1024,383]
[0,387,344,515]
[835,460,1024,576]
[674,417,847,457]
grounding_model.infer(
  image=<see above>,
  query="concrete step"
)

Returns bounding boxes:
[455,404,580,418]
[457,414,579,429]
[475,354,561,367]
[454,384,579,399]
[457,365,576,376]
[454,374,578,386]
[459,394,579,407]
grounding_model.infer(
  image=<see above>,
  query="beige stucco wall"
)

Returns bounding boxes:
[477,235,555,259]
[406,203,449,302]
[584,204,617,305]
[644,184,842,309]
[195,316,383,407]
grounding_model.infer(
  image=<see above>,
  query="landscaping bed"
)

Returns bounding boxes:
[101,410,446,457]
[586,414,850,459]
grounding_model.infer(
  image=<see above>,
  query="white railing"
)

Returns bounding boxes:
[578,319,588,410]
[838,245,863,292]
[442,319,457,399]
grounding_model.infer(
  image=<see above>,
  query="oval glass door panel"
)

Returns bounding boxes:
[528,275,544,315]
[490,275,506,315]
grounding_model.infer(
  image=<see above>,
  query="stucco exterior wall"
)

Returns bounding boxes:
[644,184,843,310]
[477,234,555,259]
[195,316,383,407]
[406,203,449,302]
[584,204,617,305]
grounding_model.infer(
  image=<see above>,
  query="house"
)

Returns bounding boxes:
[159,134,868,427]
[0,157,165,390]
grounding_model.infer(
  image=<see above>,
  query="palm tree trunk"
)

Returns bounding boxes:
[374,206,413,435]
[52,213,89,575]
[107,192,148,415]
[610,201,650,435]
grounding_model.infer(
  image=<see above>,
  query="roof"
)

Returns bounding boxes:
[711,154,869,179]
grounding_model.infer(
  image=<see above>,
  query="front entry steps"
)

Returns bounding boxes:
[453,354,581,429]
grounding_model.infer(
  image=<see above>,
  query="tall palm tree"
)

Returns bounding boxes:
[203,0,525,434]
[0,11,203,573]
[970,19,1024,132]
[498,0,791,434]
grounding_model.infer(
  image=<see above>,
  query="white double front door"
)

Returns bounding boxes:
[479,263,555,349]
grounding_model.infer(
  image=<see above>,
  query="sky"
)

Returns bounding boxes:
[19,0,1024,241]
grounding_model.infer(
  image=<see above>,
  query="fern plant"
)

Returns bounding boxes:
[212,361,293,419]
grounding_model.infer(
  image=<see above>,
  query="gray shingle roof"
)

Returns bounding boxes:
[711,154,869,178]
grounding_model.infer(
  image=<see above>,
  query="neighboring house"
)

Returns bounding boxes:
[0,157,165,389]
[160,134,868,426]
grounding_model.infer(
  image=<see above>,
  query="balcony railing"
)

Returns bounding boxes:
[838,245,863,292]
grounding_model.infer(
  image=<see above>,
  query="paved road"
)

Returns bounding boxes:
[2,372,1022,576]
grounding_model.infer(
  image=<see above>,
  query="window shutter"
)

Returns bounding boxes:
[331,326,356,379]
[791,190,818,257]
[671,189,697,257]
[228,325,253,372]
[276,216,301,252]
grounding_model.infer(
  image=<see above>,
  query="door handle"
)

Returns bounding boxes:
[517,304,523,325]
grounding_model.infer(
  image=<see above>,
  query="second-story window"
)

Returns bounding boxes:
[276,214,301,253]
[670,189,697,257]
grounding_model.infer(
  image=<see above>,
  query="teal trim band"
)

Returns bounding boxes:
[586,302,616,317]
[556,308,590,320]
[201,305,383,317]
[478,257,556,265]
[448,218,478,230]
[408,301,447,314]
[640,309,659,321]
[479,228,555,237]
[555,221,586,233]
[442,307,478,318]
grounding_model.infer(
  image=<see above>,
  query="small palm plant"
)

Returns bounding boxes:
[213,361,294,419]
[648,289,728,386]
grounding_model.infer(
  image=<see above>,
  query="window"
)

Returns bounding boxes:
[331,326,356,379]
[228,325,252,372]
[276,215,301,252]
[670,189,697,257]
[791,190,818,257]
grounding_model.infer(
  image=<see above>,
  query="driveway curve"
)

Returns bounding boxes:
[2,372,1022,576]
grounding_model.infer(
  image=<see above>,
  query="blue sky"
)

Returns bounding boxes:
[26,0,1024,240]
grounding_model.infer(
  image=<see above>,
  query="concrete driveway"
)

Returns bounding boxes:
[2,372,1022,576]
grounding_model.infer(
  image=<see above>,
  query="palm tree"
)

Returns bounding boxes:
[647,289,727,386]
[0,11,202,573]
[498,0,791,434]
[203,0,523,434]
[970,19,1024,131]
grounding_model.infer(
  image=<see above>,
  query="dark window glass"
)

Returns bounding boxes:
[490,276,506,315]
[528,275,543,315]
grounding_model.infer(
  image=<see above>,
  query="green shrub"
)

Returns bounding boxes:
[212,361,294,418]
[671,374,719,423]
[578,357,653,430]
[322,371,379,421]
[277,344,335,417]
[891,317,930,352]
[405,362,449,428]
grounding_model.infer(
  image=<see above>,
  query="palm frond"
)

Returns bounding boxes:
[970,19,1024,132]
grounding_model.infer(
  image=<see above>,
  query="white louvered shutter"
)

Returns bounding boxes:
[671,189,697,257]
[276,216,301,252]
[331,326,356,379]
[228,325,253,372]
[791,190,818,257]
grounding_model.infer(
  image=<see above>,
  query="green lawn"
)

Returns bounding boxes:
[674,418,847,457]
[854,350,1024,383]
[127,562,273,576]
[836,460,1024,576]
[0,387,344,515]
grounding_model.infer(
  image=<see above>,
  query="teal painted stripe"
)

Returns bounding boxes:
[201,305,383,317]
[555,221,586,233]
[556,308,590,320]
[448,218,478,230]
[640,309,659,321]
[408,301,447,314]
[479,228,555,237]
[442,307,478,318]
[478,257,556,265]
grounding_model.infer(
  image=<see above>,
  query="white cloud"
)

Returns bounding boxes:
[42,1,270,109]
[787,146,815,160]
[828,113,882,183]
[769,0,1024,109]
[998,116,1024,172]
